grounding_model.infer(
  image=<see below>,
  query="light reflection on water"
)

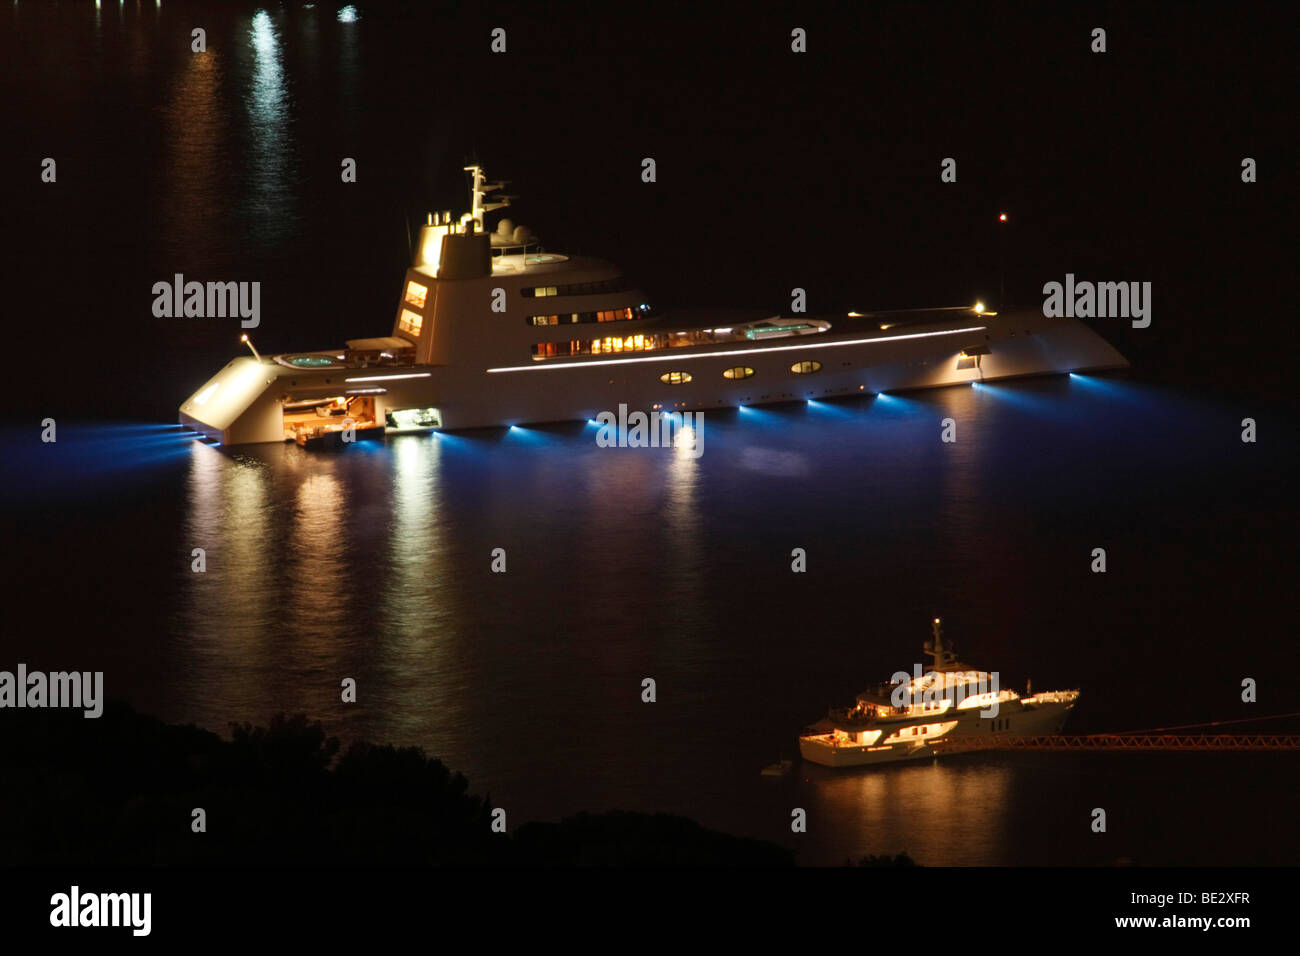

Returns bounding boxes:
[5,387,1293,863]
[182,443,278,718]
[98,379,1280,863]
[800,759,1011,865]
[241,9,297,244]
[375,435,465,749]
[162,49,224,262]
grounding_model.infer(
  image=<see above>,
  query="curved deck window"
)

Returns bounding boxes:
[722,366,755,380]
[521,277,628,298]
[791,360,822,374]
[659,371,692,385]
[528,307,638,326]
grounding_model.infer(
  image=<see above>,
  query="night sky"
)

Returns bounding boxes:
[1,1,1291,418]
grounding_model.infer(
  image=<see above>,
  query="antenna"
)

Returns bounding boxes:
[926,617,952,671]
[240,334,262,362]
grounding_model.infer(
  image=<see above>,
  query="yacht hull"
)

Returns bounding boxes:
[179,310,1127,445]
[799,698,1076,768]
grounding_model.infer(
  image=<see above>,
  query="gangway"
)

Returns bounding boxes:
[928,734,1300,754]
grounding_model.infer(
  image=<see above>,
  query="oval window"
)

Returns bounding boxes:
[660,371,692,385]
[722,366,755,380]
[791,360,822,374]
[287,355,335,368]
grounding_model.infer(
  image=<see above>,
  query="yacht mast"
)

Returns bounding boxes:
[924,617,953,671]
[463,164,511,233]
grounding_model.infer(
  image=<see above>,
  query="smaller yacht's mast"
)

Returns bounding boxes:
[924,617,954,671]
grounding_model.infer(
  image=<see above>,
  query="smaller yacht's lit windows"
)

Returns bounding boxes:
[722,366,755,380]
[404,281,428,308]
[398,309,423,336]
[791,360,822,374]
[660,371,692,385]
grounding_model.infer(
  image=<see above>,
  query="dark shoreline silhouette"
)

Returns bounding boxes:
[1,701,820,866]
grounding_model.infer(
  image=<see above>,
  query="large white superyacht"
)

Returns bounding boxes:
[799,619,1079,768]
[179,165,1128,446]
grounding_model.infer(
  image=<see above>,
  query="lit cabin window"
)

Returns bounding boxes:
[398,309,423,336]
[404,281,428,308]
[526,307,636,326]
[722,366,754,380]
[659,371,692,385]
[592,334,648,355]
[521,278,627,298]
[791,360,822,374]
[527,325,734,360]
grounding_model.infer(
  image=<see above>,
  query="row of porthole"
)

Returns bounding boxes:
[660,361,822,385]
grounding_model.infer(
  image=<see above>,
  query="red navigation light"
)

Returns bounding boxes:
[998,213,1008,222]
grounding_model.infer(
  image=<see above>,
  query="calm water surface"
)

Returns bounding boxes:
[7,380,1295,865]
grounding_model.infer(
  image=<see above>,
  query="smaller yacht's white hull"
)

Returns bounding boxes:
[799,738,935,768]
[799,697,1076,768]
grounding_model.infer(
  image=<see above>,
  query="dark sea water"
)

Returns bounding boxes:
[7,377,1297,865]
[2,4,1295,866]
